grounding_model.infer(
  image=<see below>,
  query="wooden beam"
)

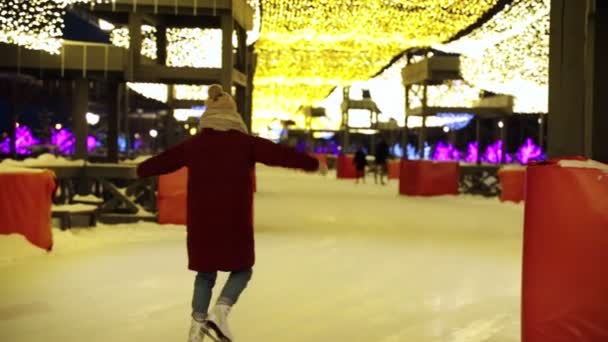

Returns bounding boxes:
[591,0,608,161]
[136,65,222,83]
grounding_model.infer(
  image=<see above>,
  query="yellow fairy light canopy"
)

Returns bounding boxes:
[433,0,550,113]
[252,0,501,132]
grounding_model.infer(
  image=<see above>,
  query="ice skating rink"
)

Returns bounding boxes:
[0,166,523,341]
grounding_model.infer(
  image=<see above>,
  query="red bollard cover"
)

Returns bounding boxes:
[399,160,459,196]
[498,167,526,203]
[157,167,188,225]
[336,154,357,179]
[522,158,608,341]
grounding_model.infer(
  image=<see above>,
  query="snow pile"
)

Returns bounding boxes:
[0,222,184,268]
[0,153,85,167]
[559,159,608,172]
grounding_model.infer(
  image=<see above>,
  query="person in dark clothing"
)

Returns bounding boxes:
[374,139,390,185]
[353,145,367,184]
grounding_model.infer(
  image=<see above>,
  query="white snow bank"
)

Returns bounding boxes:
[121,155,152,164]
[73,194,104,203]
[0,222,184,268]
[0,165,46,174]
[52,204,98,212]
[559,159,608,171]
[0,153,85,167]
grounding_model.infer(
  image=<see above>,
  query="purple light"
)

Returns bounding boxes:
[433,141,461,161]
[463,142,479,163]
[516,138,544,164]
[481,140,504,164]
[0,126,39,155]
[87,136,98,152]
[51,128,76,154]
[51,128,97,154]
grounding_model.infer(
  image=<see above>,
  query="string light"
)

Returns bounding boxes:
[0,0,109,53]
[253,0,500,122]
[434,0,549,113]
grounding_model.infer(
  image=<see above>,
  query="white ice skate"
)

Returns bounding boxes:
[188,317,212,342]
[205,304,234,342]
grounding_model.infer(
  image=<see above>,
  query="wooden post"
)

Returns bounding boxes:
[475,117,481,165]
[342,87,350,152]
[128,13,143,81]
[8,81,17,158]
[220,15,234,92]
[548,0,607,161]
[156,24,167,66]
[418,83,428,159]
[590,0,608,161]
[107,81,120,163]
[72,79,89,159]
[243,47,255,132]
[402,53,411,158]
[124,84,131,156]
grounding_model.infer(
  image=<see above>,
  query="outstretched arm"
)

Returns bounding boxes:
[253,137,319,172]
[137,141,187,178]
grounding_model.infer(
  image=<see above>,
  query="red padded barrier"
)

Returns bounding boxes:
[336,154,357,179]
[0,169,56,250]
[398,160,459,196]
[388,160,400,179]
[498,167,526,203]
[157,167,188,225]
[522,158,608,342]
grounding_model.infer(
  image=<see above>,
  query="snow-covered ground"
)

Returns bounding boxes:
[0,166,524,341]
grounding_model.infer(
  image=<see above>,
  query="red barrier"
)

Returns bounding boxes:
[522,159,608,341]
[388,160,400,179]
[399,160,459,196]
[336,154,357,179]
[0,169,55,250]
[157,167,188,225]
[498,167,526,203]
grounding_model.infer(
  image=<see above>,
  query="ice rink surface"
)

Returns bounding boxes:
[0,166,523,341]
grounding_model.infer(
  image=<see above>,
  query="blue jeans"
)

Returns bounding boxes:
[192,268,253,317]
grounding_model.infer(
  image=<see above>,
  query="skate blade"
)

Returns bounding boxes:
[205,321,231,342]
[202,328,221,342]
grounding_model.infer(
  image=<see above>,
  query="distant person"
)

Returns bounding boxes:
[353,145,367,184]
[374,139,390,185]
[138,84,320,342]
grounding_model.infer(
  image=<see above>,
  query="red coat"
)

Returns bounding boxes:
[137,129,319,272]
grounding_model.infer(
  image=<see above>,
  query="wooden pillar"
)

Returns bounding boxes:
[220,15,234,92]
[165,84,177,148]
[156,24,167,66]
[72,79,89,159]
[418,83,428,159]
[475,117,481,165]
[128,13,143,81]
[548,0,608,161]
[590,0,608,161]
[123,84,131,155]
[342,87,350,152]
[243,47,255,132]
[107,81,120,163]
[402,53,411,158]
